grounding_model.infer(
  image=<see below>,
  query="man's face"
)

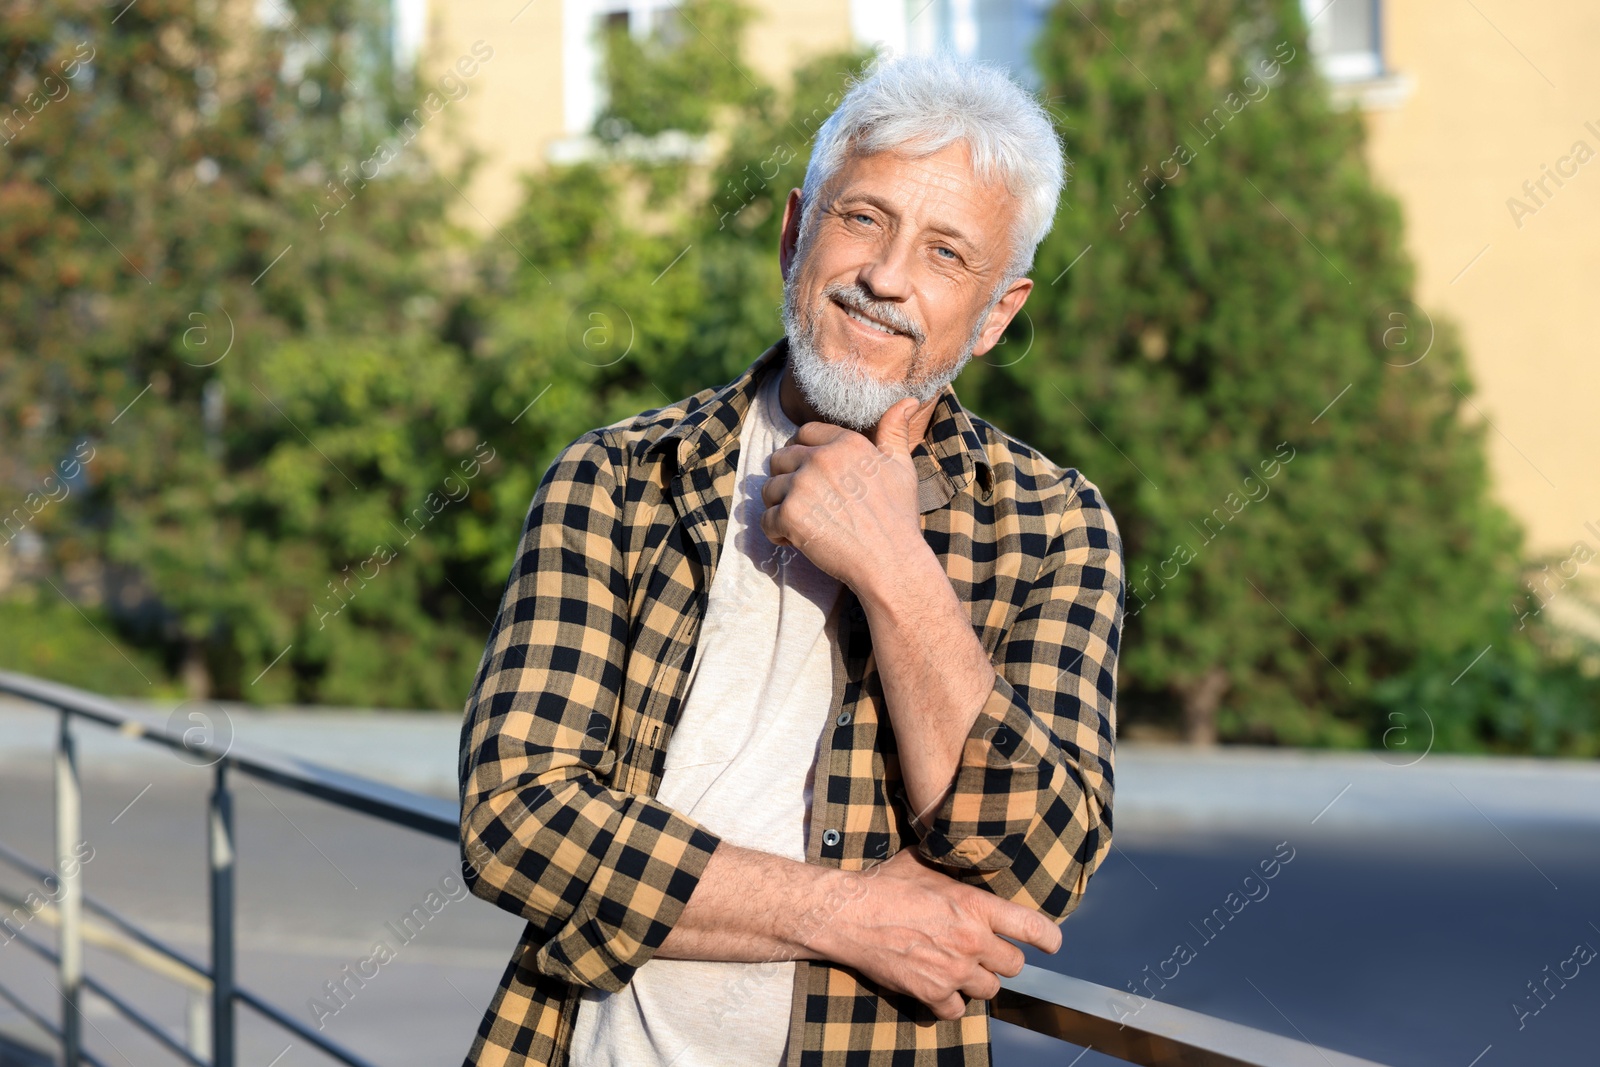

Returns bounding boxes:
[778,141,1033,433]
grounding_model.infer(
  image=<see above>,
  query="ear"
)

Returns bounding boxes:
[778,188,804,281]
[971,277,1033,358]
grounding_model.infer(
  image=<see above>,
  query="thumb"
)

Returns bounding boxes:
[871,397,919,457]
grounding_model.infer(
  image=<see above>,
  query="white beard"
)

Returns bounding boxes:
[779,251,992,433]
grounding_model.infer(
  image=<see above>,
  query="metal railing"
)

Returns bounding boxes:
[0,669,1391,1067]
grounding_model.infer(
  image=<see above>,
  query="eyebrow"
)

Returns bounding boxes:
[835,190,979,253]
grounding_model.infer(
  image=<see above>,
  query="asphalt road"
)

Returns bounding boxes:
[993,820,1600,1067]
[2,709,1597,1067]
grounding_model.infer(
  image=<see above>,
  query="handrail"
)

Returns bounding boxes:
[0,670,455,836]
[0,839,212,990]
[0,979,109,1067]
[992,967,1388,1066]
[4,923,208,1067]
[0,669,1394,1067]
[0,670,408,1067]
[0,886,209,994]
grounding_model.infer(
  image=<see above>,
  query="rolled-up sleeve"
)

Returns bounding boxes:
[458,429,721,992]
[912,472,1123,923]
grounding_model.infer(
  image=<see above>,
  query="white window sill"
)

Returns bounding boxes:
[546,130,716,166]
[1325,70,1415,111]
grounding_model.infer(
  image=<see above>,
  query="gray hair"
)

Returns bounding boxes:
[799,52,1067,286]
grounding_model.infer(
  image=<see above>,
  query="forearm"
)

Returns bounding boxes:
[658,843,1065,1022]
[856,543,999,829]
[655,842,860,964]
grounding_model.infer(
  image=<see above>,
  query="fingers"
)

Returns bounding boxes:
[758,507,791,549]
[761,498,820,552]
[957,966,1003,1003]
[766,443,808,477]
[977,935,1026,979]
[981,897,1063,955]
[793,421,848,446]
[926,966,1000,1020]
[760,471,792,509]
[930,991,968,1021]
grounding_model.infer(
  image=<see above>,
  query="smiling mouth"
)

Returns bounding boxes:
[833,299,905,339]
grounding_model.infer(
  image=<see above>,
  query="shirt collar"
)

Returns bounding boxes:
[645,337,994,512]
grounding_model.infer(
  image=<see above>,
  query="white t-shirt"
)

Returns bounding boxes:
[567,368,844,1066]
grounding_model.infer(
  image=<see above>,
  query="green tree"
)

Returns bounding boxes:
[0,0,487,704]
[950,0,1555,745]
[593,0,770,142]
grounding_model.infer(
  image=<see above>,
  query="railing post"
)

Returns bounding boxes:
[208,761,236,1067]
[55,709,83,1067]
[188,987,212,1061]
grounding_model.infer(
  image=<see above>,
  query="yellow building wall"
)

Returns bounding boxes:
[416,0,856,227]
[417,1,567,226]
[743,0,857,87]
[1359,0,1600,558]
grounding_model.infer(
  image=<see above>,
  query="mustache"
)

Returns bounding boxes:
[822,282,925,345]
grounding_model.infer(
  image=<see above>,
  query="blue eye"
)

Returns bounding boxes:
[935,246,957,259]
[852,213,874,225]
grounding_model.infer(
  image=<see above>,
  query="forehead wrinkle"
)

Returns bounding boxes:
[833,168,1000,259]
[815,143,1022,290]
[832,188,974,252]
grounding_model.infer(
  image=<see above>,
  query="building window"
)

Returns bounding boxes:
[972,0,1055,86]
[885,0,1388,91]
[561,0,680,137]
[899,0,1054,87]
[1300,0,1384,82]
[596,0,679,41]
[391,0,428,75]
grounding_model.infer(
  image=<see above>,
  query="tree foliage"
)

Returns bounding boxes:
[593,0,769,142]
[2,0,1595,752]
[959,0,1572,747]
[0,0,485,704]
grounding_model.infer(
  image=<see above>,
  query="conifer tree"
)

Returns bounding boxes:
[955,0,1531,744]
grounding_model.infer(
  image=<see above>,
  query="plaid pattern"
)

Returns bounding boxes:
[458,338,1124,1066]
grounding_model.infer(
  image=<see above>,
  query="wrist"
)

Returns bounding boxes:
[856,539,941,617]
[795,866,870,966]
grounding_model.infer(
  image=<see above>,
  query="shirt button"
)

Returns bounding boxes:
[822,829,841,848]
[836,710,852,727]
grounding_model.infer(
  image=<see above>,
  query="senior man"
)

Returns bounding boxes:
[458,52,1124,1067]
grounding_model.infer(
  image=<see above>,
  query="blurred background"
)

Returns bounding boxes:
[2,0,1598,1065]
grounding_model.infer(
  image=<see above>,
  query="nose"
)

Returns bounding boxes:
[855,232,915,303]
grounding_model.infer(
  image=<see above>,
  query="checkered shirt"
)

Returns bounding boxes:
[458,337,1124,1066]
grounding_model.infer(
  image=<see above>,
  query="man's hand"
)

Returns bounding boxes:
[763,395,1004,845]
[656,843,1061,1023]
[760,397,925,593]
[812,848,1062,1021]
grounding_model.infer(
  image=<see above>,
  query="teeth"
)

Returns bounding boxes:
[844,307,897,336]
